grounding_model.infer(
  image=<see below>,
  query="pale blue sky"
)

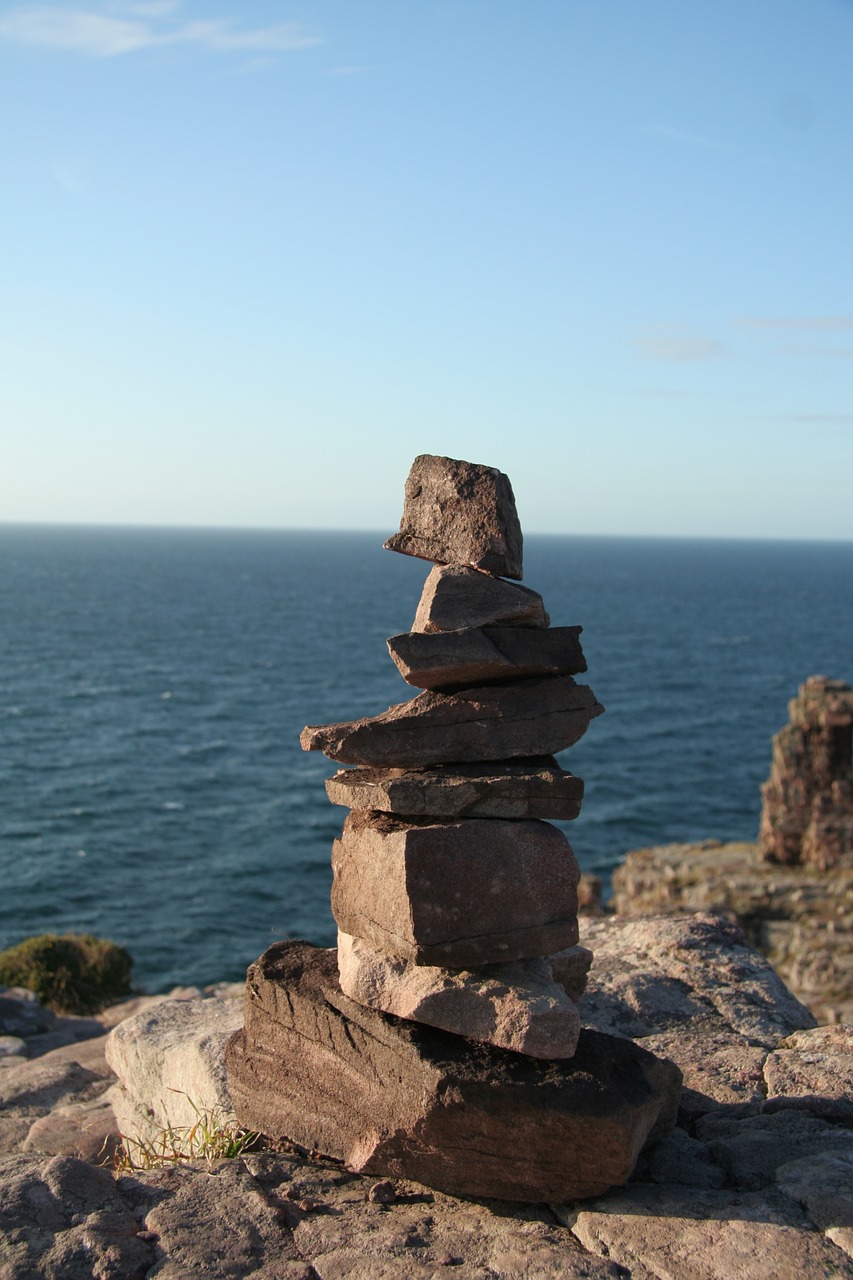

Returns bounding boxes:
[1,0,851,537]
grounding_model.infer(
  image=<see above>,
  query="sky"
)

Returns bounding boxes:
[1,0,851,539]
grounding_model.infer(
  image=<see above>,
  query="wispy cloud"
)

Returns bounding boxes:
[0,4,320,57]
[738,316,853,331]
[633,325,727,362]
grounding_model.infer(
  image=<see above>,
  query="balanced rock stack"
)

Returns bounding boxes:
[310,454,602,1057]
[225,455,682,1202]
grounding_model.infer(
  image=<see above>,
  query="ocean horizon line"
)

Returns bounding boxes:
[1,520,851,548]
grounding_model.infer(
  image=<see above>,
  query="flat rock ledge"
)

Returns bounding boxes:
[5,916,853,1279]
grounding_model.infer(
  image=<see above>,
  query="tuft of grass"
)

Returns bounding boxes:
[0,933,133,1014]
[115,1094,260,1172]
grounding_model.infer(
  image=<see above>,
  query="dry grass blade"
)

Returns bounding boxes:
[114,1093,260,1171]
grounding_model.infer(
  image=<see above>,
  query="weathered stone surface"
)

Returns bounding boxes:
[331,811,580,967]
[611,837,853,1024]
[563,1184,853,1280]
[413,564,549,631]
[22,1088,119,1162]
[578,914,816,1116]
[136,1157,311,1280]
[696,1109,853,1192]
[302,676,603,768]
[325,757,585,820]
[387,624,586,688]
[763,1024,853,1120]
[550,944,594,1002]
[337,931,581,1058]
[0,1153,156,1280]
[176,1150,626,1279]
[631,1125,726,1190]
[0,988,56,1038]
[105,995,243,1143]
[580,914,815,1049]
[760,674,853,868]
[383,454,524,580]
[226,941,681,1203]
[775,1148,853,1240]
[0,1035,116,1152]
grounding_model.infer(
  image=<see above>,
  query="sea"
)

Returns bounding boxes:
[2,525,851,994]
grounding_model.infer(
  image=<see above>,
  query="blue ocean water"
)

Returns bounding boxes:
[1,526,851,992]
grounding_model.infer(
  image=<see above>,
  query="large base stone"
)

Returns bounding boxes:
[225,942,682,1203]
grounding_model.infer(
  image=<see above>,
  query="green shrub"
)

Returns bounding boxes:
[0,933,133,1014]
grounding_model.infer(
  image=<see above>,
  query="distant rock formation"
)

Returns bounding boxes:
[612,675,853,1024]
[759,675,853,870]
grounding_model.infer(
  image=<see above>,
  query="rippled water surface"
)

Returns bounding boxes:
[2,525,850,990]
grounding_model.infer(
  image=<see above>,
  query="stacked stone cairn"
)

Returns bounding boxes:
[225,455,682,1202]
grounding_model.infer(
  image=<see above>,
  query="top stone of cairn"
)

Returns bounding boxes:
[383,454,524,580]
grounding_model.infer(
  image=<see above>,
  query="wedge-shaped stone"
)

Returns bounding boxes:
[225,941,683,1202]
[325,758,585,820]
[413,565,549,632]
[337,931,581,1058]
[383,454,524,580]
[331,812,579,966]
[301,676,603,768]
[388,624,586,688]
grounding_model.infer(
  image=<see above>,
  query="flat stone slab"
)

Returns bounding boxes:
[383,454,524,580]
[2,1151,626,1280]
[301,676,603,768]
[579,913,817,1116]
[413,565,549,631]
[387,624,586,688]
[337,932,581,1059]
[562,1184,853,1280]
[763,1025,853,1120]
[325,757,585,820]
[225,941,682,1203]
[332,812,580,967]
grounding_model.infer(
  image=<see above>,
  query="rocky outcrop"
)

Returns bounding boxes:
[6,913,853,1278]
[612,675,853,1024]
[611,840,853,1024]
[759,674,853,869]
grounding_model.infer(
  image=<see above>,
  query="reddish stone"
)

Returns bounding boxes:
[324,758,584,821]
[413,565,548,632]
[331,811,580,967]
[225,941,683,1203]
[383,454,524,579]
[387,624,586,688]
[300,676,603,768]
